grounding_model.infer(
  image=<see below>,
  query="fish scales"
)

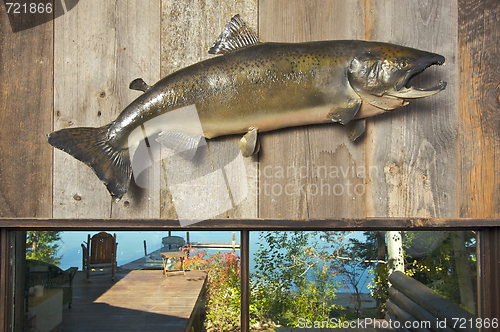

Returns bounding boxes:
[115,41,352,142]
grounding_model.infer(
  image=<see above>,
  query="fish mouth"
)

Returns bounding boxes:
[388,54,446,99]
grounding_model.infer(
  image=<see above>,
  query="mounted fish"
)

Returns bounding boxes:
[47,15,446,201]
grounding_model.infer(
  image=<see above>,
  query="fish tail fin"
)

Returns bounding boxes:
[47,125,131,201]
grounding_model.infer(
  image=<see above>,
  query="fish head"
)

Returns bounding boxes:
[347,43,446,107]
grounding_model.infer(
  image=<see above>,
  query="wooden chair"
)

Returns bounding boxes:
[81,232,118,281]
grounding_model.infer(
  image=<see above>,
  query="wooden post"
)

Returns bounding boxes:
[14,232,26,332]
[143,240,147,256]
[0,229,9,332]
[478,228,500,332]
[240,230,249,332]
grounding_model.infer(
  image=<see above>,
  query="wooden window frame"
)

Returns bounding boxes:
[1,218,499,332]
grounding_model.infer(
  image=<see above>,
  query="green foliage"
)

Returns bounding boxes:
[348,231,388,318]
[403,231,477,306]
[251,231,339,327]
[184,248,241,331]
[26,231,62,266]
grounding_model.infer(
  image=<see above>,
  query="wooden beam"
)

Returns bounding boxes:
[478,228,500,331]
[13,232,25,332]
[389,287,455,332]
[0,217,498,231]
[386,299,432,332]
[240,230,250,332]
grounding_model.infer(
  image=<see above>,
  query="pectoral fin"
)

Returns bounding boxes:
[327,99,361,125]
[238,128,260,157]
[155,131,203,160]
[345,119,366,142]
[129,78,151,93]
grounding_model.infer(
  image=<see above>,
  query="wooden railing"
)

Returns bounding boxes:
[387,271,477,332]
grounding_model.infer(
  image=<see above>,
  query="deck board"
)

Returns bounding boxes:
[57,270,207,332]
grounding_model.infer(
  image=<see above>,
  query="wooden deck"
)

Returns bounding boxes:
[56,270,207,332]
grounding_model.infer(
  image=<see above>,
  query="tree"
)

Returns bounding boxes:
[26,231,62,266]
[323,231,388,319]
[387,231,404,275]
[403,231,477,312]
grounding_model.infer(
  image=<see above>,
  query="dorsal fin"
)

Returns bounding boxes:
[209,14,260,55]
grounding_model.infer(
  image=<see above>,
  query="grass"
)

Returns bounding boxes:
[336,307,378,321]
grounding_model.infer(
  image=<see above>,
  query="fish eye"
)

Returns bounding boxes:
[399,59,409,69]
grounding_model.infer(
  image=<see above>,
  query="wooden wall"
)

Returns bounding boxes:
[1,0,499,329]
[3,0,494,222]
[258,0,459,220]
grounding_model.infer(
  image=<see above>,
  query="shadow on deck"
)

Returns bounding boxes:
[54,269,207,332]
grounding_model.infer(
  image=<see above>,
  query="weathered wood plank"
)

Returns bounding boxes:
[0,2,53,218]
[458,1,500,326]
[106,1,161,219]
[160,1,258,222]
[52,0,161,218]
[365,1,459,218]
[458,0,500,218]
[53,0,117,217]
[258,0,367,219]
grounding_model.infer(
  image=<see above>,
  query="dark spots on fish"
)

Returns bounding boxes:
[97,111,102,117]
[73,194,82,201]
[99,91,106,98]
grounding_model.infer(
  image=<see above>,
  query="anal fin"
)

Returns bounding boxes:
[345,119,366,142]
[155,131,203,160]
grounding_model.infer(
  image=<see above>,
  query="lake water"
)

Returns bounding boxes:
[57,230,372,293]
